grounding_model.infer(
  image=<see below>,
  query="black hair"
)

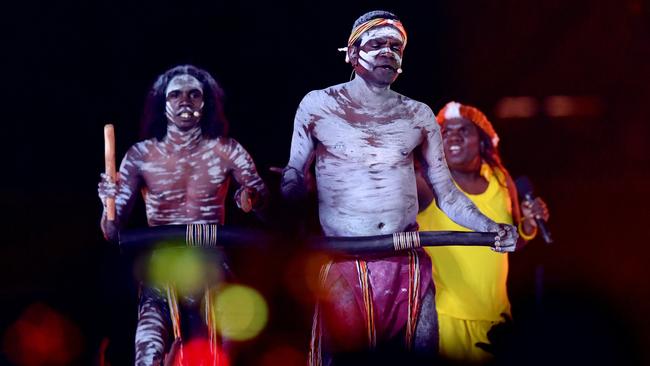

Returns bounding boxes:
[140,64,229,140]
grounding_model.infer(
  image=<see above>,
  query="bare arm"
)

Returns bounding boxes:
[419,112,496,232]
[226,138,269,212]
[98,145,143,241]
[281,92,318,200]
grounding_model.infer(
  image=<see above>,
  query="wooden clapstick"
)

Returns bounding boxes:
[104,124,116,221]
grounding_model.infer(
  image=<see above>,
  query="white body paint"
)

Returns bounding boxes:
[284,76,497,237]
[110,123,266,227]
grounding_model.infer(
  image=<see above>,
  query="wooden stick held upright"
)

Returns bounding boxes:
[104,124,116,221]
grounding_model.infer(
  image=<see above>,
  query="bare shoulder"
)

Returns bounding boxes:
[295,84,347,125]
[391,93,436,127]
[396,93,434,115]
[211,136,236,152]
[211,136,250,158]
[127,139,157,159]
[300,82,348,106]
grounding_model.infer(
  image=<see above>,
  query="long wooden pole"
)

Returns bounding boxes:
[104,124,116,221]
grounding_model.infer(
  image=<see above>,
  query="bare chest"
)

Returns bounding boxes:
[139,147,230,200]
[312,111,422,166]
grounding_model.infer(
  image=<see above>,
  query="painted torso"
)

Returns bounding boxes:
[115,125,265,226]
[292,80,433,236]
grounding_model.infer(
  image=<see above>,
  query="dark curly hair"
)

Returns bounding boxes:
[140,64,229,140]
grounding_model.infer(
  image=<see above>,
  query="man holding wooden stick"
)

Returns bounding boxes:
[98,64,267,365]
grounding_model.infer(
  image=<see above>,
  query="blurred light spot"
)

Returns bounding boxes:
[149,247,222,298]
[169,339,229,366]
[284,252,330,305]
[259,345,304,366]
[494,97,539,118]
[304,253,331,299]
[3,303,83,366]
[211,284,268,341]
[98,337,110,366]
[543,96,603,118]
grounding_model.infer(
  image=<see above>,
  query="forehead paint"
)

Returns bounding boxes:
[360,26,404,47]
[166,74,203,96]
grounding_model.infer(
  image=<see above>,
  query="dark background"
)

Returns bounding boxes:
[1,0,649,364]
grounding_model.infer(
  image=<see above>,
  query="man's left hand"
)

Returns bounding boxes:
[492,224,518,253]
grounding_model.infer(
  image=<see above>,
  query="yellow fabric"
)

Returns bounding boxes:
[417,164,512,322]
[438,313,497,364]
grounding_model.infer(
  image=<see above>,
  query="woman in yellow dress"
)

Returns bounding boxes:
[416,102,549,364]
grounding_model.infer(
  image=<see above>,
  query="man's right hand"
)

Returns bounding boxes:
[98,172,119,204]
[98,172,120,242]
[280,166,308,200]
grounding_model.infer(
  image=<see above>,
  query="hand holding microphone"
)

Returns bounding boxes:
[515,176,553,244]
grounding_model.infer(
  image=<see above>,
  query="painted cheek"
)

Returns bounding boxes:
[358,50,377,71]
[165,101,175,120]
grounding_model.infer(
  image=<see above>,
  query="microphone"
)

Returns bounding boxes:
[192,111,201,117]
[397,68,403,74]
[515,176,553,244]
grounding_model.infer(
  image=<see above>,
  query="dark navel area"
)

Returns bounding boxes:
[378,222,385,229]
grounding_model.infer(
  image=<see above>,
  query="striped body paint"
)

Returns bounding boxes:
[111,123,266,227]
[98,67,266,365]
[286,74,501,363]
[135,288,171,366]
[101,122,266,365]
[285,75,496,237]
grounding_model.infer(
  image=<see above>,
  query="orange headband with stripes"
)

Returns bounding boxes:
[347,18,408,48]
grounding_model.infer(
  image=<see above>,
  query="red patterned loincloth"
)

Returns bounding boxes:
[309,249,433,365]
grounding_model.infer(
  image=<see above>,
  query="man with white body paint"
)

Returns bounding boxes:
[98,65,267,365]
[281,11,517,364]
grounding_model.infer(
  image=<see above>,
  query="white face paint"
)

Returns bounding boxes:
[359,48,403,70]
[164,74,205,125]
[356,26,404,72]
